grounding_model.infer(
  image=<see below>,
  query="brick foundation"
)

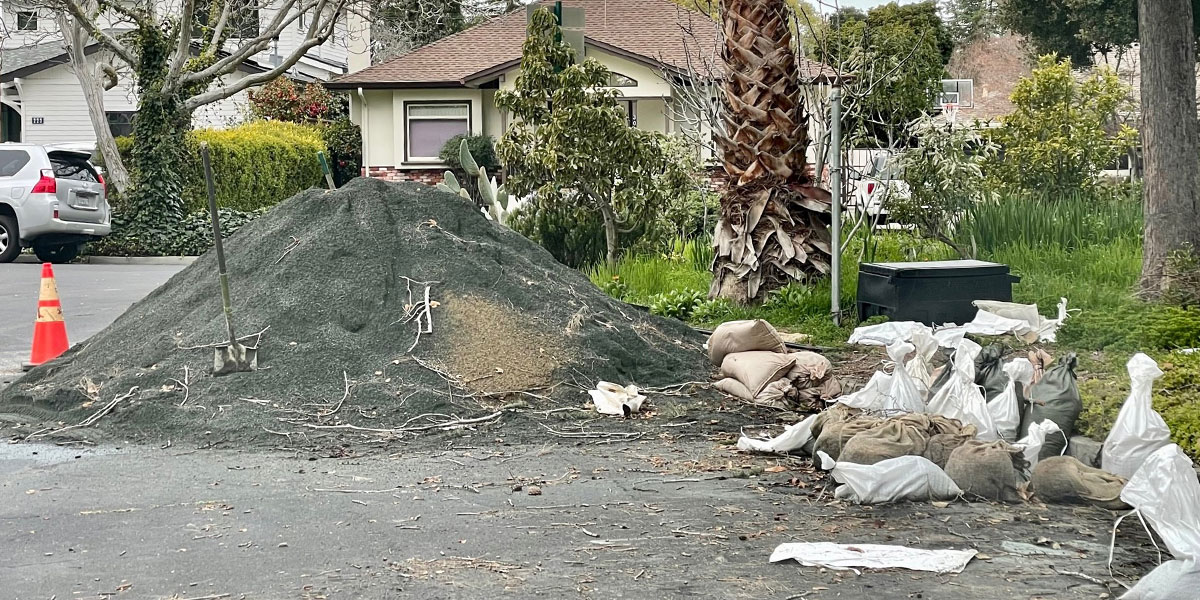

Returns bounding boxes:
[364,166,445,185]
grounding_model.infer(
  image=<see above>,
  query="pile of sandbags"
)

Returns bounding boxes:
[709,320,841,410]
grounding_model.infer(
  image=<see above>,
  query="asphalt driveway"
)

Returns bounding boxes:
[0,263,184,385]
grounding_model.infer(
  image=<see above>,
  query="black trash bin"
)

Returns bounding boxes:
[857,260,1021,325]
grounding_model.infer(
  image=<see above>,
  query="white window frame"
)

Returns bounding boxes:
[404,101,471,163]
[16,10,38,31]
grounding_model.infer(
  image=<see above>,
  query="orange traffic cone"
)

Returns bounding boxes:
[25,263,69,369]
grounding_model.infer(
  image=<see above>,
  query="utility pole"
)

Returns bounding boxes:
[829,84,843,325]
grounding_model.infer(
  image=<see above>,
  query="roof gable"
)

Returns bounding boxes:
[330,0,720,88]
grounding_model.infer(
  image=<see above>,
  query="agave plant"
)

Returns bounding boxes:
[436,139,512,224]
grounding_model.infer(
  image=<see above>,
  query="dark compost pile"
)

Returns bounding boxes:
[1,179,711,446]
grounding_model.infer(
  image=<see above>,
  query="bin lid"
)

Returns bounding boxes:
[860,260,1011,278]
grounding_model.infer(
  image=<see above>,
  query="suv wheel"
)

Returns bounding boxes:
[34,242,81,264]
[0,214,19,263]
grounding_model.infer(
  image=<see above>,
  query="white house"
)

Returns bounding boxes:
[0,0,360,145]
[328,0,837,183]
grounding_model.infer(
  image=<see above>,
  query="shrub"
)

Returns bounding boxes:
[440,134,499,173]
[248,78,340,123]
[649,289,707,320]
[88,207,266,257]
[321,116,363,187]
[113,121,326,213]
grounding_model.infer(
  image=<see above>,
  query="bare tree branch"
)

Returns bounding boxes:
[177,0,315,87]
[166,0,200,84]
[182,0,345,110]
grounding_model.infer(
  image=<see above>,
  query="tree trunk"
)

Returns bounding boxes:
[710,0,832,304]
[58,13,130,195]
[1138,0,1200,297]
[123,29,190,236]
[599,201,620,265]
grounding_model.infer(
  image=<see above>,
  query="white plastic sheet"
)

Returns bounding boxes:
[1120,444,1200,562]
[927,339,998,439]
[1120,559,1200,600]
[738,413,818,453]
[818,451,962,504]
[769,542,977,574]
[972,297,1069,343]
[1103,353,1170,479]
[1016,419,1064,471]
[847,321,931,348]
[589,382,646,416]
[988,358,1034,442]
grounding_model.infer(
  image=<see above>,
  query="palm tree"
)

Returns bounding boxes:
[710,0,832,303]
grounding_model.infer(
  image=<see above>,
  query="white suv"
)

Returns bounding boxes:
[0,144,111,263]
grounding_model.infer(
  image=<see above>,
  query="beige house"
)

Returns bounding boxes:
[329,0,835,183]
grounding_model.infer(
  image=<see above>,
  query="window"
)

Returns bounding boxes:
[608,73,637,88]
[938,79,974,108]
[618,100,637,128]
[106,111,136,138]
[49,154,99,183]
[16,10,37,31]
[405,102,470,161]
[0,149,30,177]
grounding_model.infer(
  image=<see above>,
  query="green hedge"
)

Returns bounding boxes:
[112,120,326,212]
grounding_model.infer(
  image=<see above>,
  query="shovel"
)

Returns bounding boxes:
[201,142,257,376]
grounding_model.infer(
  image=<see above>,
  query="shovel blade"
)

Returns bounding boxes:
[213,343,258,376]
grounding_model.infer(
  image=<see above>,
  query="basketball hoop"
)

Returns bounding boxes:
[941,102,959,125]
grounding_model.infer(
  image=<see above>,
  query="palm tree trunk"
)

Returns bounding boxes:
[711,0,832,304]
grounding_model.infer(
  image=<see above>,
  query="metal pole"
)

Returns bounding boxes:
[830,85,842,325]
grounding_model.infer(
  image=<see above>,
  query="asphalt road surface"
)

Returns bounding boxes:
[0,438,1157,600]
[0,263,184,385]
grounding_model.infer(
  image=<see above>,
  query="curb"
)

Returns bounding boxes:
[14,255,198,266]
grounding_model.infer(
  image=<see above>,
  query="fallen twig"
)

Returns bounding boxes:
[273,236,301,265]
[296,410,504,435]
[314,371,351,418]
[1051,567,1112,589]
[170,366,192,407]
[541,424,644,440]
[26,387,139,440]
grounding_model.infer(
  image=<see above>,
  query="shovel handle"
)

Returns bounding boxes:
[201,142,238,346]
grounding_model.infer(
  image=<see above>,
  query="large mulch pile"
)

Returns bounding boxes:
[0,178,713,446]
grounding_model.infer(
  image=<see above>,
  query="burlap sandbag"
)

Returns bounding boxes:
[714,377,755,401]
[945,439,1028,503]
[839,419,930,465]
[755,351,842,410]
[814,415,883,461]
[720,351,796,397]
[923,432,977,469]
[708,320,786,366]
[1030,456,1130,510]
[811,404,859,439]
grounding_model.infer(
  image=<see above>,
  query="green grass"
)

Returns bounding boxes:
[963,190,1143,253]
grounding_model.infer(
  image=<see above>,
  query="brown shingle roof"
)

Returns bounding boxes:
[330,0,725,88]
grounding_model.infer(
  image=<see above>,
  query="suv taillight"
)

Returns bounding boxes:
[31,169,56,194]
[98,173,106,190]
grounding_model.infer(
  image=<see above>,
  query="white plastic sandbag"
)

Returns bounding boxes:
[847,321,931,348]
[1120,559,1200,600]
[1120,444,1200,562]
[1016,419,1064,471]
[988,358,1034,442]
[589,382,646,416]
[818,451,962,504]
[906,328,938,393]
[885,341,925,413]
[927,339,998,439]
[738,413,819,454]
[1102,354,1170,479]
[837,370,893,411]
